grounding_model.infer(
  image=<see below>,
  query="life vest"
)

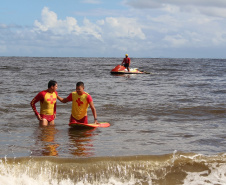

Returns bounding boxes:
[31,90,57,116]
[71,92,92,120]
[123,57,130,64]
[40,91,57,115]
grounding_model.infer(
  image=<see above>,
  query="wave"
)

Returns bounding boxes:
[0,152,225,185]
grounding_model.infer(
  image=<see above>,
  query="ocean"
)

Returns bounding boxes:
[0,57,225,184]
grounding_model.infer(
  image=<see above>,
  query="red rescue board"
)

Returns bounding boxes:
[69,122,110,129]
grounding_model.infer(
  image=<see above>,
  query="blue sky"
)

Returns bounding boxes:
[1,0,226,58]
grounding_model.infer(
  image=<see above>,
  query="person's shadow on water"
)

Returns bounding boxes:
[31,125,59,156]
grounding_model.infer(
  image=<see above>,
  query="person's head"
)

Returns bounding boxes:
[125,54,128,58]
[76,81,84,95]
[48,80,58,92]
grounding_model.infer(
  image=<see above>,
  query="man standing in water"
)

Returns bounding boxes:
[30,80,58,126]
[57,82,98,125]
[121,54,131,72]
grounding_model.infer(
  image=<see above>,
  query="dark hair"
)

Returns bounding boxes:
[76,81,84,87]
[48,80,57,88]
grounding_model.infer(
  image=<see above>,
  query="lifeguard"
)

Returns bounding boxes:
[121,54,131,72]
[57,82,98,125]
[30,80,58,126]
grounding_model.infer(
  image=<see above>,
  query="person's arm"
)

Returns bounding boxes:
[30,92,43,121]
[53,102,57,118]
[53,92,58,118]
[89,101,98,124]
[57,95,69,103]
[121,58,125,65]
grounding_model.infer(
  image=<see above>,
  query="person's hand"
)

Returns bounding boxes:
[94,119,98,124]
[36,114,42,121]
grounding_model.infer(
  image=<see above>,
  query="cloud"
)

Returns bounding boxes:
[199,7,226,18]
[33,7,146,41]
[29,7,146,56]
[0,24,8,29]
[126,0,226,18]
[103,17,146,40]
[163,34,188,47]
[34,7,79,34]
[82,18,102,40]
[1,5,226,58]
[146,12,226,49]
[81,0,101,4]
[126,0,226,9]
[33,7,101,40]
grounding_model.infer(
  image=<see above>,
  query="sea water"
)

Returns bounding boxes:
[0,57,226,184]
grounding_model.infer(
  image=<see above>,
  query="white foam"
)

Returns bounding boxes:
[0,173,151,185]
[77,177,152,185]
[183,163,226,185]
[0,160,152,185]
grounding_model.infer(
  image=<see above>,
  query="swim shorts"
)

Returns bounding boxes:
[40,114,55,122]
[69,115,88,124]
[124,63,129,68]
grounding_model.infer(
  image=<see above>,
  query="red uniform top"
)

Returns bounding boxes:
[31,90,58,116]
[123,57,131,64]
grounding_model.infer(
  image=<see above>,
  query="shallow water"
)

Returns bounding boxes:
[0,57,226,184]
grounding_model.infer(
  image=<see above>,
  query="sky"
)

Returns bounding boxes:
[0,0,226,58]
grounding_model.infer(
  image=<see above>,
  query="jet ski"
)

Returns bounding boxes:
[111,65,149,74]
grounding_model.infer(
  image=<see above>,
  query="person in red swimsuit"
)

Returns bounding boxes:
[121,54,131,72]
[30,80,58,126]
[57,82,98,125]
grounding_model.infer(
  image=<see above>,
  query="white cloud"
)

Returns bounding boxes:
[27,7,147,56]
[33,7,101,40]
[212,31,226,45]
[163,34,188,47]
[82,18,102,40]
[1,4,226,58]
[33,7,146,41]
[104,17,146,40]
[96,19,105,25]
[34,7,58,32]
[146,12,226,50]
[126,0,226,18]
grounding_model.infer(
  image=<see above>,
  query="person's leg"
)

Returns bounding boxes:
[40,115,55,126]
[124,63,129,71]
[39,119,48,126]
[49,120,55,126]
